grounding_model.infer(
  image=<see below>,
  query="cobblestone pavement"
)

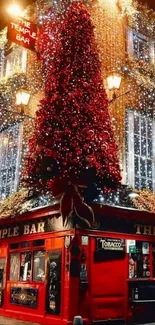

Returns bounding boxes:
[0,316,40,325]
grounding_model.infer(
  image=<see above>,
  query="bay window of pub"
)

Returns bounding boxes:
[126,108,155,191]
[127,29,154,65]
[9,240,45,282]
[0,122,23,200]
[129,241,150,279]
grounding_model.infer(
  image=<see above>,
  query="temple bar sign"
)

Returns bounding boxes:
[7,17,37,51]
[0,222,44,239]
[0,213,67,240]
[135,224,155,236]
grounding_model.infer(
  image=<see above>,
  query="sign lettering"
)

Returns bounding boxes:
[0,223,43,239]
[96,238,125,252]
[135,224,155,236]
[0,212,67,240]
[96,216,155,237]
[7,17,37,51]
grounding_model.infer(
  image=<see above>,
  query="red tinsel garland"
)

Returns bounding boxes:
[25,2,121,195]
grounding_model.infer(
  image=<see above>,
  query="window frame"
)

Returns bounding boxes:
[1,45,27,79]
[9,240,46,283]
[9,252,20,281]
[0,48,4,79]
[0,122,23,200]
[126,108,155,191]
[127,29,155,65]
[128,241,150,279]
[33,250,46,282]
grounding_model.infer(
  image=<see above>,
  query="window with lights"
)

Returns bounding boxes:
[1,45,27,78]
[127,30,154,64]
[0,48,4,79]
[0,123,23,200]
[126,109,155,191]
[9,240,45,282]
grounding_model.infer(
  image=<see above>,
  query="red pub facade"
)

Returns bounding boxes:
[0,204,155,324]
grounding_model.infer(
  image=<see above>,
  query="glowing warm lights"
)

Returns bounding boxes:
[99,0,118,7]
[5,60,11,78]
[3,137,8,146]
[106,74,122,90]
[15,90,30,106]
[118,0,137,18]
[7,3,22,17]
[21,50,27,73]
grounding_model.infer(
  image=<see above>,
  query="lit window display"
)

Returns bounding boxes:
[126,109,155,191]
[0,123,23,200]
[33,250,45,282]
[128,241,150,278]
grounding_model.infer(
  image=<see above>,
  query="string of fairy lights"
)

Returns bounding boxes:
[0,0,155,209]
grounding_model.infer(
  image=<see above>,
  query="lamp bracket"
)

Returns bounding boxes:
[108,90,130,104]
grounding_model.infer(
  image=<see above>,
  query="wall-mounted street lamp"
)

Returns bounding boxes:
[0,90,34,120]
[15,90,31,114]
[106,73,130,103]
[106,73,122,100]
[106,73,122,92]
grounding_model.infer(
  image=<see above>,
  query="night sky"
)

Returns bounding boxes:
[0,0,155,30]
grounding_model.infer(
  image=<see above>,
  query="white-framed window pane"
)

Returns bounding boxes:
[33,250,45,282]
[0,123,23,200]
[133,32,150,62]
[3,46,27,78]
[126,109,155,191]
[20,251,32,281]
[127,29,154,64]
[10,253,20,281]
[0,48,4,78]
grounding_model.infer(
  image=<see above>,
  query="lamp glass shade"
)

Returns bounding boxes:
[106,74,122,90]
[16,91,30,106]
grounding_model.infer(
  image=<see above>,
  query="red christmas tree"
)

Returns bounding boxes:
[25,2,121,200]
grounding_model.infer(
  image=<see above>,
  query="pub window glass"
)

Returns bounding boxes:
[20,252,32,281]
[33,239,45,247]
[10,243,19,250]
[33,250,45,282]
[10,253,20,281]
[21,241,31,248]
[129,241,150,278]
